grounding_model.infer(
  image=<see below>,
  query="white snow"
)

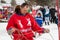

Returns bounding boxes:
[0,23,59,40]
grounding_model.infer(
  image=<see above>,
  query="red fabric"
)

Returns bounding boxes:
[6,13,44,40]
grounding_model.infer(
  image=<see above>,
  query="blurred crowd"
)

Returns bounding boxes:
[0,7,13,20]
[28,6,58,26]
[0,5,58,25]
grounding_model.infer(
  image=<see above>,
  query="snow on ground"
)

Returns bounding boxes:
[0,23,59,40]
[35,23,59,40]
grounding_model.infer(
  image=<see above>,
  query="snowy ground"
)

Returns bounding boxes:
[0,22,59,40]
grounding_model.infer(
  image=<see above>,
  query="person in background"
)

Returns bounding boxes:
[55,12,58,25]
[0,9,3,19]
[50,7,57,23]
[32,8,37,18]
[6,3,49,40]
[3,9,9,20]
[44,6,50,25]
[35,13,43,27]
[35,13,43,36]
[40,7,46,22]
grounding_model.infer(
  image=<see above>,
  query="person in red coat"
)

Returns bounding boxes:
[6,3,49,40]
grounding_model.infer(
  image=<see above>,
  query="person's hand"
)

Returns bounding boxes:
[11,28,16,33]
[44,29,50,33]
[7,28,16,35]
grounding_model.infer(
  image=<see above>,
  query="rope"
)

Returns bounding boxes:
[15,29,29,40]
[34,33,54,40]
[48,33,54,40]
[10,28,54,40]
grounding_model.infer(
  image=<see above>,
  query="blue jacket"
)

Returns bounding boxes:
[35,16,43,27]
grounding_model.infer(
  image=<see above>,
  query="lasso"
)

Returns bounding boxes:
[9,29,54,40]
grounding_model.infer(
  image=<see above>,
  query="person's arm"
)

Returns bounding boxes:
[29,14,44,33]
[29,14,49,33]
[6,16,16,35]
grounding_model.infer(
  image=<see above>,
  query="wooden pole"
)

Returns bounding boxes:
[56,0,60,40]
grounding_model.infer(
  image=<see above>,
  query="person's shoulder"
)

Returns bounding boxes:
[26,13,32,16]
[10,13,16,18]
[26,13,35,18]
